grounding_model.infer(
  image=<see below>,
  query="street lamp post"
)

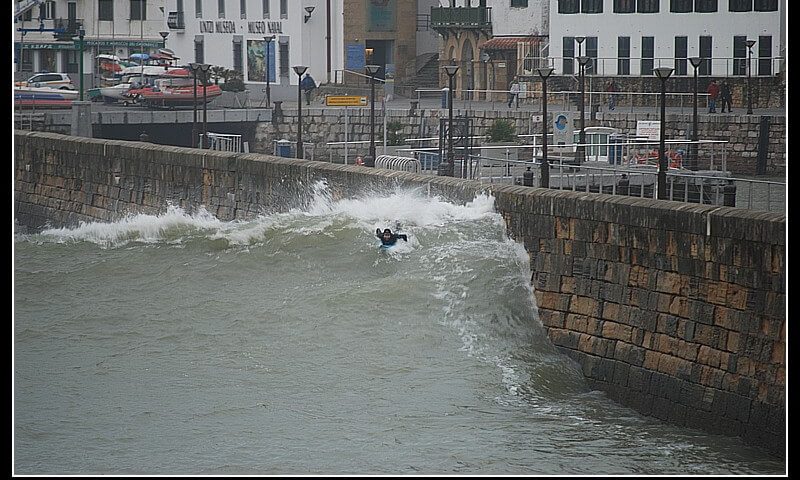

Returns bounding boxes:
[159,31,170,70]
[577,55,590,163]
[654,67,674,200]
[264,35,275,105]
[189,62,200,147]
[746,39,756,115]
[439,65,459,177]
[364,64,380,167]
[78,27,85,101]
[293,65,308,159]
[689,57,702,170]
[200,63,211,148]
[535,66,554,188]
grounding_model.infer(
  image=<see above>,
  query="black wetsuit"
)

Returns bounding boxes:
[376,229,408,246]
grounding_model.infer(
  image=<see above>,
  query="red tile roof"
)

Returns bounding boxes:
[481,36,540,51]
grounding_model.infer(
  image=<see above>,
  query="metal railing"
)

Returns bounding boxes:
[430,6,492,28]
[529,55,784,78]
[333,69,387,85]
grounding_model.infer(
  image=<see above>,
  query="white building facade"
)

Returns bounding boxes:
[548,0,785,77]
[162,0,345,87]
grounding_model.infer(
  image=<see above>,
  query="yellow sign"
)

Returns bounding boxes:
[325,95,368,107]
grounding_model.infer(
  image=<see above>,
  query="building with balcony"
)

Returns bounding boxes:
[14,0,169,87]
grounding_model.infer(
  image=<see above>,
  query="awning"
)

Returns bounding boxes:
[481,36,539,51]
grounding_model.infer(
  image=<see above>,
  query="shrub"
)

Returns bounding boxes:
[486,118,516,142]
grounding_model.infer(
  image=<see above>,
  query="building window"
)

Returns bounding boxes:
[263,0,270,18]
[279,41,289,76]
[733,35,747,75]
[562,37,575,74]
[194,35,204,64]
[670,0,691,12]
[754,0,777,11]
[581,0,603,13]
[240,0,246,18]
[618,37,630,75]
[196,0,202,17]
[758,36,772,75]
[511,0,528,6]
[640,36,654,75]
[584,36,598,74]
[131,0,146,20]
[637,0,658,13]
[674,36,687,75]
[280,0,287,18]
[695,0,717,12]
[63,49,79,73]
[98,0,114,20]
[233,38,243,73]
[613,0,634,12]
[699,36,712,75]
[558,0,579,14]
[40,1,56,19]
[218,0,225,18]
[21,49,34,72]
[729,0,752,11]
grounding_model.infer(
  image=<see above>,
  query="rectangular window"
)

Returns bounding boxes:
[641,36,654,75]
[618,36,630,75]
[68,2,77,21]
[562,37,575,75]
[585,36,598,74]
[194,35,204,64]
[699,36,712,75]
[613,0,634,13]
[280,0,287,18]
[558,0,579,14]
[637,0,659,12]
[131,0,146,20]
[511,0,528,6]
[233,37,243,73]
[63,49,79,73]
[196,0,202,17]
[98,0,114,20]
[41,1,56,19]
[733,35,747,75]
[263,0,270,18]
[695,0,717,12]
[670,0,692,12]
[279,41,289,76]
[240,0,246,18]
[218,0,225,18]
[21,49,33,72]
[674,36,687,75]
[581,0,603,13]
[729,0,752,11]
[754,0,777,11]
[758,36,772,75]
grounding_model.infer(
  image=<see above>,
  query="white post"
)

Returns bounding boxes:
[344,107,348,165]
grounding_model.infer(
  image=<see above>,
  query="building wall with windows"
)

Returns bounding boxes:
[162,0,344,87]
[14,0,168,83]
[548,0,784,78]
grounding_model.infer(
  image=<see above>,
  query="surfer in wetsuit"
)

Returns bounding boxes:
[376,228,408,246]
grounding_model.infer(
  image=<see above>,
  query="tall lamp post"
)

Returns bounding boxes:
[689,57,702,170]
[535,66,554,188]
[200,63,211,148]
[364,64,380,167]
[159,31,170,70]
[654,67,674,200]
[293,65,308,159]
[577,55,590,163]
[78,27,85,101]
[746,39,756,114]
[439,64,459,177]
[189,62,200,147]
[264,35,275,105]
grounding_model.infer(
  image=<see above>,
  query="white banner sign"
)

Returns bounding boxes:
[636,120,661,140]
[552,112,573,147]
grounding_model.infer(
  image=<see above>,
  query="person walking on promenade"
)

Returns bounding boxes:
[707,80,719,113]
[507,78,520,108]
[300,72,317,106]
[605,80,617,111]
[720,81,733,113]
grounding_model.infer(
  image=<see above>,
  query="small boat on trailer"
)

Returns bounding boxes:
[14,86,78,108]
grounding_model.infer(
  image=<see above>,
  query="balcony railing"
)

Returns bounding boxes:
[430,6,491,29]
[167,11,185,30]
[51,18,83,40]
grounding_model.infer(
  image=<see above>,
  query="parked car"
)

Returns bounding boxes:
[15,72,75,90]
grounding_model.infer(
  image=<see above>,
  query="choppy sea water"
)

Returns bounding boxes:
[13,183,785,475]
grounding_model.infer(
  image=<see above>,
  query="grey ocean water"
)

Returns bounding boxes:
[13,184,785,475]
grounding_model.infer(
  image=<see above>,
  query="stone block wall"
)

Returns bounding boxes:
[14,131,785,456]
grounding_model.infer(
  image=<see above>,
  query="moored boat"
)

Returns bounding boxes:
[14,86,78,108]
